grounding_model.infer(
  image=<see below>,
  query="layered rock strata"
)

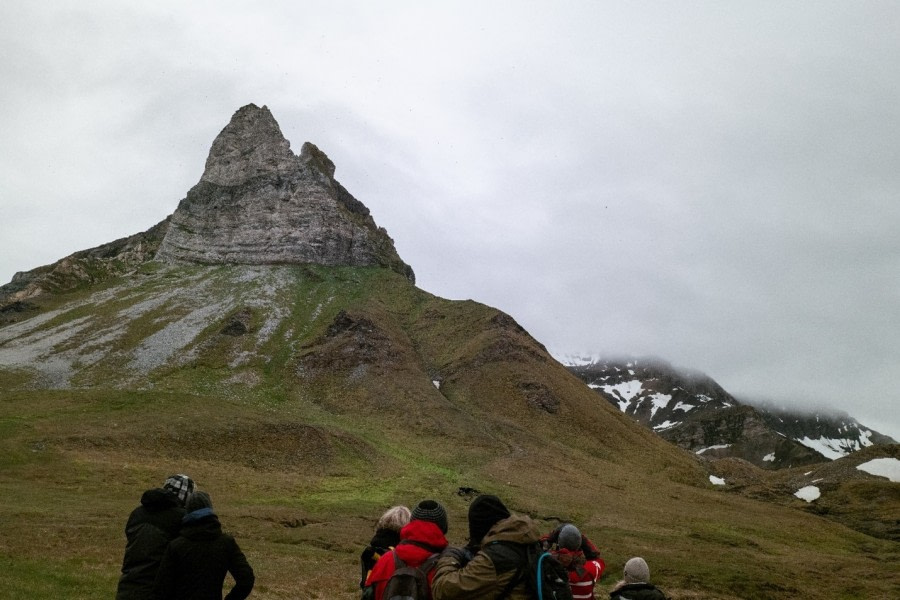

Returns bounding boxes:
[156,104,414,282]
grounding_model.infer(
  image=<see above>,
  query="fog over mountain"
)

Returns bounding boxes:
[2,2,899,440]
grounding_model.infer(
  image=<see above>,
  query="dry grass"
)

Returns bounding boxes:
[2,388,898,600]
[1,265,898,599]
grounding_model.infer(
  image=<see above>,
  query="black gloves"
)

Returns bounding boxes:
[440,546,472,568]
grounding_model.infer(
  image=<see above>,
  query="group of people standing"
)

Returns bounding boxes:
[360,495,667,600]
[114,476,664,599]
[115,474,255,600]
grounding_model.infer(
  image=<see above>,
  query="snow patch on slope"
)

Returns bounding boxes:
[856,458,900,482]
[796,434,873,460]
[795,486,821,502]
[653,420,680,431]
[696,444,731,455]
[648,393,672,419]
[598,380,644,412]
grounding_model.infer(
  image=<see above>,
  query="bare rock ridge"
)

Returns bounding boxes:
[0,104,414,306]
[155,103,414,281]
[568,357,896,469]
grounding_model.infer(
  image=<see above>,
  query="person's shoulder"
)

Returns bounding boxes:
[216,529,237,544]
[583,558,604,577]
[125,503,147,522]
[481,540,525,573]
[610,583,667,599]
[221,531,249,554]
[485,514,542,545]
[367,548,397,583]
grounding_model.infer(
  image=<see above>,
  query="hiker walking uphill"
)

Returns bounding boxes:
[153,491,255,600]
[431,494,556,600]
[360,505,412,589]
[609,557,667,600]
[543,524,605,600]
[363,500,450,600]
[116,474,195,600]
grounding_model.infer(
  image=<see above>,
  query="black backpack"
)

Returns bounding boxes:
[497,542,574,600]
[382,552,440,600]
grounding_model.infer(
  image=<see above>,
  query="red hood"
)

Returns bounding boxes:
[395,520,448,565]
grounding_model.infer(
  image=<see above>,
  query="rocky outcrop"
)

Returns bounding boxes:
[664,404,826,469]
[1,104,413,311]
[567,357,895,469]
[0,219,169,309]
[155,104,414,282]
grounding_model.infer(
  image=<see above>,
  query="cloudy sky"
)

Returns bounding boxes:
[2,1,899,440]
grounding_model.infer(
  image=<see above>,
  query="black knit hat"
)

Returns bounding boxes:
[468,494,510,544]
[411,499,448,534]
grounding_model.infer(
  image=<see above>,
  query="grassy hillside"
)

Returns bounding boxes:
[1,264,898,599]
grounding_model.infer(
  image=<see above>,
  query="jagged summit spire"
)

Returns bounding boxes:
[201,104,296,186]
[155,104,414,282]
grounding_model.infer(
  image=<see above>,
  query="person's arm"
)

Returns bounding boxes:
[431,551,502,600]
[363,547,396,600]
[542,524,563,549]
[586,557,606,581]
[580,534,600,560]
[360,546,375,588]
[151,545,177,600]
[224,537,255,600]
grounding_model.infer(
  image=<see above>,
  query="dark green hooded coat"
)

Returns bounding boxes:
[432,514,542,600]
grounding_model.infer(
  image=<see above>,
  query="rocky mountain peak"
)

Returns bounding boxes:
[568,358,895,470]
[200,104,297,186]
[299,141,336,179]
[156,104,414,282]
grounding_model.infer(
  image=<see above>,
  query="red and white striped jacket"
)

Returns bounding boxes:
[559,550,605,600]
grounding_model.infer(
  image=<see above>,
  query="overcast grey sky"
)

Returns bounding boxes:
[2,1,899,440]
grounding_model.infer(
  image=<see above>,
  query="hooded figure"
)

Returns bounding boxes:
[153,491,255,600]
[609,557,667,600]
[364,500,450,600]
[116,475,194,600]
[432,495,542,600]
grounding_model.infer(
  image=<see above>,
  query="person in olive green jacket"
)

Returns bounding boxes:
[432,494,542,600]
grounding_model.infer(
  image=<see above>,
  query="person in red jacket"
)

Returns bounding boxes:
[363,500,449,600]
[544,523,606,600]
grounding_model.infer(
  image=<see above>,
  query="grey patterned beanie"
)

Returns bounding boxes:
[163,474,195,506]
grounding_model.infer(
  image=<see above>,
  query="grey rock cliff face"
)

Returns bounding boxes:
[156,104,414,282]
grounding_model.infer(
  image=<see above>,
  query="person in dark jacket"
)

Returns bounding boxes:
[363,500,449,600]
[116,474,195,600]
[432,494,542,600]
[359,505,412,589]
[609,557,667,600]
[153,491,255,600]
